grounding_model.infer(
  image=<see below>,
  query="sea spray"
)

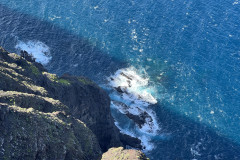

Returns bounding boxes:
[15,40,51,65]
[107,66,161,150]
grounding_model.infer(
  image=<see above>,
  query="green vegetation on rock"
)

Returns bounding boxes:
[78,77,93,85]
[28,62,40,75]
[0,46,147,160]
[0,47,101,160]
[57,78,71,85]
[42,72,58,81]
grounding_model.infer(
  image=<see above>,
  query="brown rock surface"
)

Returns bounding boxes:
[101,147,149,160]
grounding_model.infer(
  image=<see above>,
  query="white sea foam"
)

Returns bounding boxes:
[108,67,161,151]
[113,117,155,151]
[190,141,203,159]
[15,40,52,65]
[108,67,157,104]
[111,100,159,135]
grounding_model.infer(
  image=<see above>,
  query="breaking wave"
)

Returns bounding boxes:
[107,66,162,151]
[15,40,52,65]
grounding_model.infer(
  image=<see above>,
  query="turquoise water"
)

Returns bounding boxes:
[1,0,240,159]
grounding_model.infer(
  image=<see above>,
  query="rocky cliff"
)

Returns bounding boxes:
[0,47,146,160]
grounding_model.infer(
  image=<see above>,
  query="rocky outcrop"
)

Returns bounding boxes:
[101,147,149,160]
[0,47,144,159]
[0,102,101,160]
[41,74,124,151]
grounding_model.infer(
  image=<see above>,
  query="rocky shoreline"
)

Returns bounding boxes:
[0,47,148,160]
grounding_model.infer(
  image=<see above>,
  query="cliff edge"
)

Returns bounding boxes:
[0,47,146,160]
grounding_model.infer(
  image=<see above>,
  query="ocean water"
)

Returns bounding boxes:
[0,0,240,159]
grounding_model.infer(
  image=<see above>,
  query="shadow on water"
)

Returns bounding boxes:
[0,4,127,83]
[150,103,240,160]
[1,3,240,160]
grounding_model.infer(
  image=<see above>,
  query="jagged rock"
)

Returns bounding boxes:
[20,50,36,63]
[119,134,142,149]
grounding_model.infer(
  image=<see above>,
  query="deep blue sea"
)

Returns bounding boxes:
[1,0,240,159]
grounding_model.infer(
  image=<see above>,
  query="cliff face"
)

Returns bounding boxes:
[0,47,102,159]
[0,47,145,160]
[40,74,124,152]
[0,102,101,160]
